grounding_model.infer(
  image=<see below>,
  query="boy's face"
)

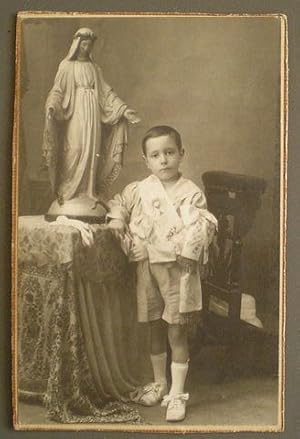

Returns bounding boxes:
[143,135,184,182]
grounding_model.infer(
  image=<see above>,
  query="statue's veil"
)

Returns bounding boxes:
[64,27,97,61]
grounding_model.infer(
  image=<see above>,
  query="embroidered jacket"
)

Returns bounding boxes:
[107,174,217,264]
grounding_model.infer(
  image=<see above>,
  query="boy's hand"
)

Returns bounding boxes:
[107,219,128,238]
[176,255,197,274]
[130,241,148,261]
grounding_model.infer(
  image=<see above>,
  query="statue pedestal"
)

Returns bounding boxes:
[45,195,107,224]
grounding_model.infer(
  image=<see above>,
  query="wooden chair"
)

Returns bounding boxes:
[200,171,267,379]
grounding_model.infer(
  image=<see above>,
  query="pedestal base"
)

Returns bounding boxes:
[45,195,107,224]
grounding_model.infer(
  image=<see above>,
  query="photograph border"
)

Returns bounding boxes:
[1,1,299,437]
[11,10,288,433]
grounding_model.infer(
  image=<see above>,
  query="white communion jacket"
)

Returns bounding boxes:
[107,174,217,264]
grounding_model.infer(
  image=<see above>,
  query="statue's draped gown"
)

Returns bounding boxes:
[44,58,127,201]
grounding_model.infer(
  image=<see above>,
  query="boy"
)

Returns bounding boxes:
[107,126,217,421]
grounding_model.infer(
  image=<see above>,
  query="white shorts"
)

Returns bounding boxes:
[136,260,201,324]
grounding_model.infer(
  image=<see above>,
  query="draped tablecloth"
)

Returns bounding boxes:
[17,216,144,424]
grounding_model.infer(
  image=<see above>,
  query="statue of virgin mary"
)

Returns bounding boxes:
[42,27,140,222]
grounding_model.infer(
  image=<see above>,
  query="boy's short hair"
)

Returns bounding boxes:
[142,125,182,155]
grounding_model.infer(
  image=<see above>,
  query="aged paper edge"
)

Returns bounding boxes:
[11,11,288,433]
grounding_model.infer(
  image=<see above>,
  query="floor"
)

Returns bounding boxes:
[134,376,279,427]
[17,343,280,430]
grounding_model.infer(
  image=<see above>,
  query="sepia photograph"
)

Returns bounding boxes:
[12,12,287,433]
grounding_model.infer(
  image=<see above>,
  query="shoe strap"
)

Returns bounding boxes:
[162,392,189,405]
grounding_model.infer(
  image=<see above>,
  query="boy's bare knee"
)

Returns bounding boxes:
[168,324,187,345]
[150,319,167,355]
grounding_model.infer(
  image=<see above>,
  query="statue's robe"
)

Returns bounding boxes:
[43,59,128,202]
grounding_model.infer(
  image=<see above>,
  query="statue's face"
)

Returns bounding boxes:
[78,39,93,58]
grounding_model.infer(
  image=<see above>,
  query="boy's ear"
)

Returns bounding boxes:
[142,154,149,167]
[180,148,185,159]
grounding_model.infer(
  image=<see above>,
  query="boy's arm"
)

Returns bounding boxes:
[179,191,217,265]
[106,182,138,231]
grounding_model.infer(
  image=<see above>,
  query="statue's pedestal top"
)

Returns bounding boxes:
[45,195,107,224]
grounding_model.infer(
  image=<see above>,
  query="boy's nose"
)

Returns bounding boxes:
[160,154,167,164]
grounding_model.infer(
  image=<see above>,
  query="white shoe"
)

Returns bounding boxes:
[130,382,168,406]
[162,393,189,422]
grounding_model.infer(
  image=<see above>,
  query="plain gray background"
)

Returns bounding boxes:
[1,1,299,438]
[20,15,280,326]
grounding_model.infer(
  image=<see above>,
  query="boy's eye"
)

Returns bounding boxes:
[151,154,159,158]
[166,150,174,155]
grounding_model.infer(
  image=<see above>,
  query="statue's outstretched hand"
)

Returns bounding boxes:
[124,108,141,124]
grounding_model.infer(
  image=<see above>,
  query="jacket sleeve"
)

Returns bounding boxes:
[106,182,139,224]
[179,191,218,263]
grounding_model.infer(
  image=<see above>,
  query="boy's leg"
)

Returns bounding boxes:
[150,318,167,355]
[167,324,188,363]
[167,324,189,395]
[132,261,169,405]
[131,319,168,406]
[162,324,189,421]
[150,319,168,386]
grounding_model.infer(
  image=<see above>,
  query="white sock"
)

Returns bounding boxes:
[150,352,167,386]
[169,361,189,396]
